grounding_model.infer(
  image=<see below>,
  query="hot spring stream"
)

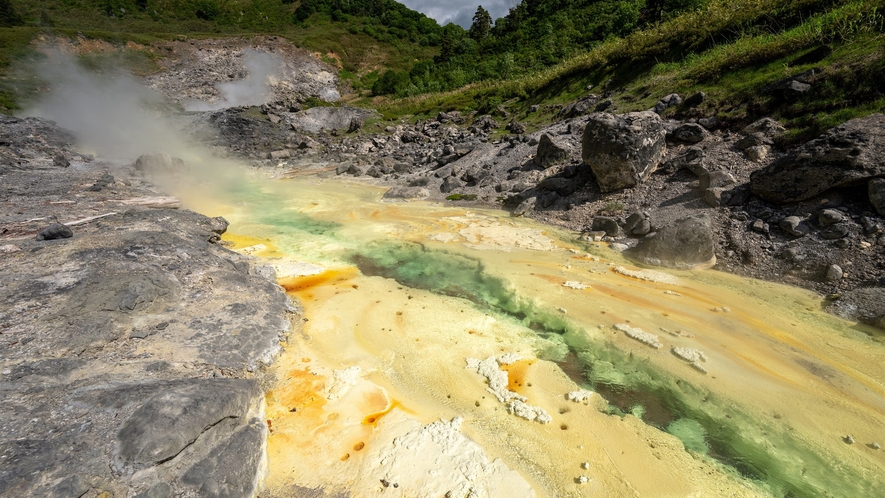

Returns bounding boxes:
[174,172,883,497]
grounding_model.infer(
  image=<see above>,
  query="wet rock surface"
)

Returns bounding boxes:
[0,116,294,497]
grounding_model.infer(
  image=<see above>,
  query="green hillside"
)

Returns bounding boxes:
[0,0,882,141]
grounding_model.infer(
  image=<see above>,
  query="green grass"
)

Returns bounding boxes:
[371,0,884,140]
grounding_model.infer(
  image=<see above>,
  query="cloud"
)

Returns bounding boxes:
[399,0,519,28]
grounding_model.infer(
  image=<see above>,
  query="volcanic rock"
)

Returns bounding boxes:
[535,134,569,168]
[36,223,74,240]
[591,216,622,237]
[625,214,716,270]
[287,106,376,133]
[671,123,708,143]
[750,114,885,203]
[581,111,667,192]
[828,287,885,329]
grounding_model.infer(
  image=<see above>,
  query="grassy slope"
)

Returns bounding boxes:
[372,0,884,143]
[1,0,882,139]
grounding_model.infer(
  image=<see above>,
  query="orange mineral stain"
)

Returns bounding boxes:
[362,400,399,427]
[501,359,536,393]
[279,267,359,293]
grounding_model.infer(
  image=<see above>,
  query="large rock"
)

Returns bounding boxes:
[535,134,569,168]
[828,287,885,329]
[750,114,885,202]
[135,152,186,175]
[286,106,376,133]
[624,214,716,270]
[582,111,667,192]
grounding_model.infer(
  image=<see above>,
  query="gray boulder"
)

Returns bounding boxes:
[287,106,376,133]
[699,170,735,191]
[591,216,622,237]
[440,176,463,193]
[472,115,499,131]
[743,117,786,136]
[818,208,845,226]
[582,111,667,192]
[750,114,885,202]
[653,93,682,114]
[536,134,569,168]
[869,178,885,216]
[625,214,716,270]
[779,216,808,237]
[511,196,536,217]
[671,123,708,143]
[36,223,73,241]
[828,287,885,329]
[135,152,186,175]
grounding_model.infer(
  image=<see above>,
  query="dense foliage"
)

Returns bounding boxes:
[368,0,714,97]
[293,0,442,46]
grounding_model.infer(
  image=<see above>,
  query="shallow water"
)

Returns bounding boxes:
[176,174,884,497]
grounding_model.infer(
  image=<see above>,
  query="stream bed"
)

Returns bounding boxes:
[175,172,884,498]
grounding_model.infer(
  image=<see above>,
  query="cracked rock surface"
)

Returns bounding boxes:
[0,116,294,497]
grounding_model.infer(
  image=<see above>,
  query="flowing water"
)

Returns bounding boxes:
[175,172,884,498]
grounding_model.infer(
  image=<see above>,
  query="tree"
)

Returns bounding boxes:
[469,5,492,41]
[436,24,459,63]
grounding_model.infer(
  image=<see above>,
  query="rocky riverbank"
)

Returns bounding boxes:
[186,100,885,331]
[0,115,296,497]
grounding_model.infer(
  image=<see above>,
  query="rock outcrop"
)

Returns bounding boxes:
[0,117,293,498]
[582,111,667,192]
[286,106,377,133]
[625,214,716,270]
[750,114,885,202]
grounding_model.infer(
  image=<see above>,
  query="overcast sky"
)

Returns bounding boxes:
[399,0,519,28]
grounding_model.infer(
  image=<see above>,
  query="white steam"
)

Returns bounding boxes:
[184,50,280,111]
[20,50,249,204]
[22,51,190,161]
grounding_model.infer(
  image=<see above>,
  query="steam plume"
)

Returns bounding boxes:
[184,50,280,111]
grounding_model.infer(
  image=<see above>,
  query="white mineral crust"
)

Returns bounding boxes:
[325,365,361,400]
[613,266,679,284]
[562,281,590,290]
[374,417,536,497]
[615,323,663,349]
[466,354,552,424]
[566,390,595,403]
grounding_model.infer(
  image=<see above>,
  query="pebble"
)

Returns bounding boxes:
[581,462,590,470]
[871,442,881,450]
[577,475,590,484]
[750,219,769,234]
[844,435,855,444]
